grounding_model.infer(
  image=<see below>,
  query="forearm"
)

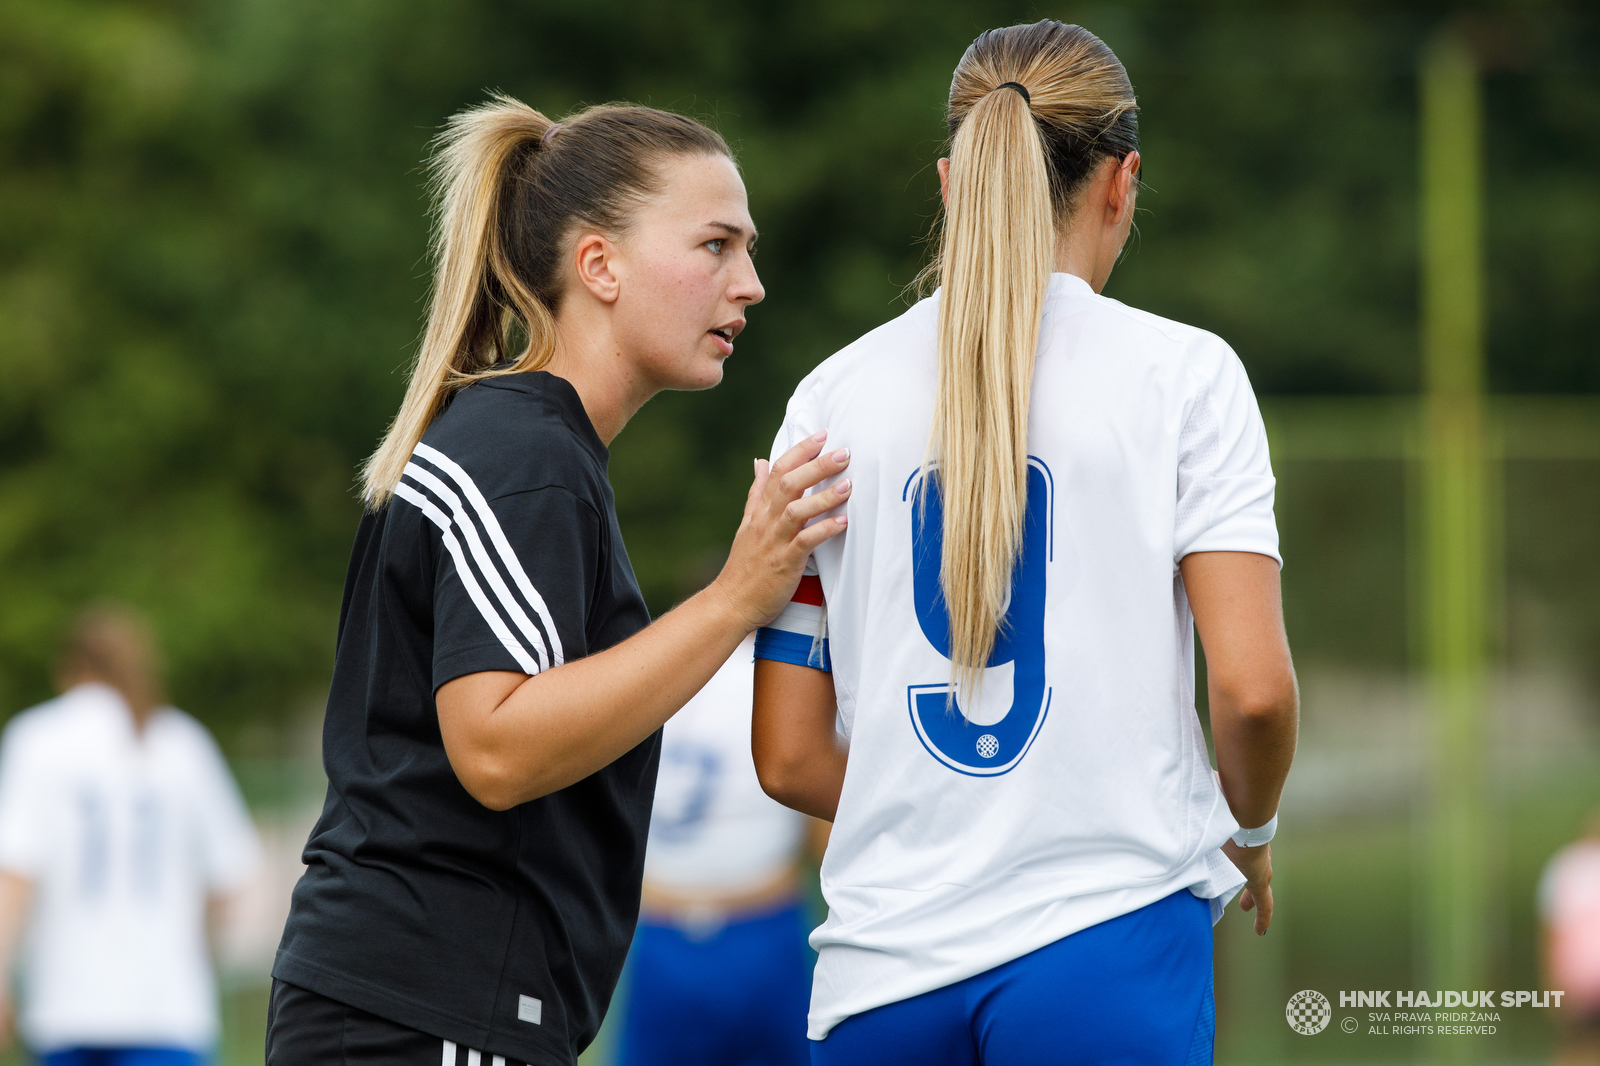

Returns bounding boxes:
[752,661,847,821]
[446,585,750,809]
[440,435,854,811]
[1179,550,1298,832]
[1209,679,1297,829]
[0,870,33,982]
[759,744,846,822]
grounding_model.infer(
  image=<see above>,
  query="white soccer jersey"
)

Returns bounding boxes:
[754,273,1278,1039]
[1539,840,1600,1009]
[0,683,260,1052]
[644,635,807,895]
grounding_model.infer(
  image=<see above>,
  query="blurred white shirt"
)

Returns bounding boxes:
[644,636,805,896]
[1539,839,1600,1012]
[0,682,260,1052]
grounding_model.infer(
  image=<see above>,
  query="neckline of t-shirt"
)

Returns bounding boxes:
[63,681,181,744]
[1047,272,1095,298]
[483,370,609,462]
[930,271,1095,304]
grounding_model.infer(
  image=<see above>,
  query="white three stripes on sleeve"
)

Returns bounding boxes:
[396,441,566,676]
[402,461,552,672]
[394,483,541,675]
[415,442,565,666]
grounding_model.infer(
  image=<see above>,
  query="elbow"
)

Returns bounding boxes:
[1215,674,1299,727]
[463,778,521,813]
[453,754,528,812]
[754,752,813,812]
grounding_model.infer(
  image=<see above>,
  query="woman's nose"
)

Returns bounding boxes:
[732,255,765,306]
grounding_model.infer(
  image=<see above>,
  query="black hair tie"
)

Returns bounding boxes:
[996,81,1031,105]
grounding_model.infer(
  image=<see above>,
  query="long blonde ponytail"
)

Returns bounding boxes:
[927,22,1139,692]
[361,96,730,507]
[361,95,555,506]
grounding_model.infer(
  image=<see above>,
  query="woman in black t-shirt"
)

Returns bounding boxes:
[266,97,851,1066]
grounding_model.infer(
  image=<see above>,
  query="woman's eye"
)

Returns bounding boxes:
[705,238,725,254]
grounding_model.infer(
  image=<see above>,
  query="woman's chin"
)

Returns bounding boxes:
[667,355,727,392]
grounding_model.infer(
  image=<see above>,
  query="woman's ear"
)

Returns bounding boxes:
[937,157,951,208]
[1109,151,1140,225]
[572,232,622,304]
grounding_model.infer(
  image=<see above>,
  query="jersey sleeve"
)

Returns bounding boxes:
[187,720,262,893]
[755,569,832,672]
[398,447,602,689]
[0,719,45,877]
[1174,340,1281,565]
[754,406,831,672]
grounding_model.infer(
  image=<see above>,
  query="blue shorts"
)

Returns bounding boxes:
[40,1050,206,1066]
[812,889,1214,1066]
[617,899,811,1066]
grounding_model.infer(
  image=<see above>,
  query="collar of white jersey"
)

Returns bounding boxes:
[1047,272,1095,299]
[931,272,1094,306]
[63,681,176,742]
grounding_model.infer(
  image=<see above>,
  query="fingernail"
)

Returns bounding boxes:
[753,458,761,475]
[835,479,852,495]
[811,429,828,442]
[836,515,848,526]
[832,447,850,464]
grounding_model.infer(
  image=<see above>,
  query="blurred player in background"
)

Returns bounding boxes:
[0,604,261,1066]
[1541,807,1600,1066]
[618,633,826,1066]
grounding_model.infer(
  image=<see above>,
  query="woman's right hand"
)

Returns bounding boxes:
[713,430,852,630]
[1223,839,1274,935]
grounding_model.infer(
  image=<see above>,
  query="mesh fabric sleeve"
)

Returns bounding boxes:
[1174,339,1282,565]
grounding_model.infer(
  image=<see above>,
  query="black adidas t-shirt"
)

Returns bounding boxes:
[274,372,655,1065]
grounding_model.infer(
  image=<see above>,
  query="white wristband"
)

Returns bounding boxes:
[1230,813,1277,848]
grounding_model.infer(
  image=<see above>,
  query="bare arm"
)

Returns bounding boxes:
[0,870,33,1047]
[752,660,847,821]
[206,889,244,960]
[1180,549,1299,934]
[438,435,852,810]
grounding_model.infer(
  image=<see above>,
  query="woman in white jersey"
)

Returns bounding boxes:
[751,21,1298,1065]
[618,634,825,1066]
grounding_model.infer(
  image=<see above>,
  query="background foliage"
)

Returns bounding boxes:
[1,0,1597,749]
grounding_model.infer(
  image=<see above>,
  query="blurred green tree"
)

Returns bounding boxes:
[0,0,1595,743]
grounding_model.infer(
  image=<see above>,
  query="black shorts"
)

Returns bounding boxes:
[265,980,532,1066]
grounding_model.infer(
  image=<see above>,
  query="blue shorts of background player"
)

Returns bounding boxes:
[617,900,811,1066]
[811,889,1215,1066]
[40,1050,206,1066]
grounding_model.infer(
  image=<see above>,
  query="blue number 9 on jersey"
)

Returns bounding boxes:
[905,459,1052,776]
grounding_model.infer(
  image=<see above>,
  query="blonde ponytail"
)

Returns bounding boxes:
[926,22,1139,695]
[932,87,1054,693]
[362,95,556,507]
[361,96,731,507]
